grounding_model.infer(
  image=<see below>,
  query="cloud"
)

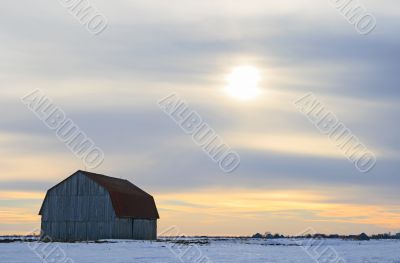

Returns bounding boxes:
[156,188,400,235]
[0,0,399,235]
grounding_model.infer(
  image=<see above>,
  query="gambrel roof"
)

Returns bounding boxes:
[39,170,159,219]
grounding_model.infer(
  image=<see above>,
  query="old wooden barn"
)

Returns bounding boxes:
[39,170,159,241]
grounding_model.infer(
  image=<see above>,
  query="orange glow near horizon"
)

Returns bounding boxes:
[0,188,399,236]
[155,189,400,236]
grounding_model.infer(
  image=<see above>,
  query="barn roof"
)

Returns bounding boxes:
[39,170,159,219]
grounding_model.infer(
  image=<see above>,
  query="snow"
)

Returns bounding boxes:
[1,238,400,263]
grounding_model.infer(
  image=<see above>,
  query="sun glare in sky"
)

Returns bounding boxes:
[225,65,262,101]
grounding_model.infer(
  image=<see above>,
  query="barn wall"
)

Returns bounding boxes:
[132,219,157,240]
[40,172,157,241]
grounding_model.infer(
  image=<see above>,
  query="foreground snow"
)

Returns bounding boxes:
[1,238,400,263]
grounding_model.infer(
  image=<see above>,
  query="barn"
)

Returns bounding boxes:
[39,170,159,241]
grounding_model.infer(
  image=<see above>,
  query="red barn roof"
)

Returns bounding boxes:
[39,170,159,219]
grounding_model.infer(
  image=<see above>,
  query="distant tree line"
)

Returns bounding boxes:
[252,232,400,240]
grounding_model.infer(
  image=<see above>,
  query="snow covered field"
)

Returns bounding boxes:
[1,238,400,263]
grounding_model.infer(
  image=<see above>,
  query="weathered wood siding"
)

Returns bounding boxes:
[40,172,157,241]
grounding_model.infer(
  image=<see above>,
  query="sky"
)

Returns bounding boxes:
[0,0,399,236]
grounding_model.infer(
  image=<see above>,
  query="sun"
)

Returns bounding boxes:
[225,65,261,101]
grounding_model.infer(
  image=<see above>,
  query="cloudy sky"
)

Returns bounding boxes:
[0,0,399,236]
